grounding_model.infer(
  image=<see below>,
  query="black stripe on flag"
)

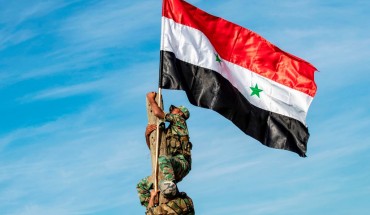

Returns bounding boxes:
[160,50,309,157]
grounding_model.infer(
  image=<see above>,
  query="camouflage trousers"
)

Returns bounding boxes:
[159,154,191,182]
[136,154,191,207]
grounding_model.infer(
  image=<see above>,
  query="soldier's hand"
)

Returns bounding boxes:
[145,124,157,136]
[147,92,157,100]
[150,189,160,198]
[148,189,160,208]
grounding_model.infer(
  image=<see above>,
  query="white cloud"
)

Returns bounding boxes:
[0,0,71,51]
[0,0,66,25]
[20,78,108,102]
[59,0,160,49]
[0,99,148,214]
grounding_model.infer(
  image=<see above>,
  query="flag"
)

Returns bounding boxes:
[159,0,317,157]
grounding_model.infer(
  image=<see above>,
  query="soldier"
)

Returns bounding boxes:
[137,92,192,208]
[146,189,194,215]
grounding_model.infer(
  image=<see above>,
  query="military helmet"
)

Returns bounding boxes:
[170,105,190,119]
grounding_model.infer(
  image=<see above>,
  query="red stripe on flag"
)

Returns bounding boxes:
[162,0,317,97]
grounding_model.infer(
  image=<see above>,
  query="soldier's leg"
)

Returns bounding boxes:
[158,155,190,183]
[158,155,175,181]
[136,176,153,207]
[172,154,191,182]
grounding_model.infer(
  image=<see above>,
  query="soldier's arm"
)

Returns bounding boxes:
[145,124,157,149]
[147,92,165,119]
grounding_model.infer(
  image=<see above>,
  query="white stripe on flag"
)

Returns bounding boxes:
[161,17,313,124]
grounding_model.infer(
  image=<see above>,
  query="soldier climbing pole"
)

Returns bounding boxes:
[137,91,195,215]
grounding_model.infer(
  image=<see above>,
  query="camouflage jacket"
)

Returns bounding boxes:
[164,113,192,161]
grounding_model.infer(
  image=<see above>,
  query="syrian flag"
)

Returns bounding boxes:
[159,0,317,157]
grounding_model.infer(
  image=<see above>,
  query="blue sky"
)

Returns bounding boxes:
[1,0,369,214]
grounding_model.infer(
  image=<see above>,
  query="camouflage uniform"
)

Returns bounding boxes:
[159,113,192,182]
[137,176,153,207]
[137,111,192,207]
[146,192,195,215]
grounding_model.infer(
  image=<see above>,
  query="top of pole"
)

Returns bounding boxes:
[158,0,165,89]
[158,51,164,89]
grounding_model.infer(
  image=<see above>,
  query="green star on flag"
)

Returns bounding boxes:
[250,84,263,97]
[215,53,222,63]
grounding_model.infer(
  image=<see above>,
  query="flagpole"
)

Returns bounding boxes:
[153,87,162,192]
[154,0,165,192]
